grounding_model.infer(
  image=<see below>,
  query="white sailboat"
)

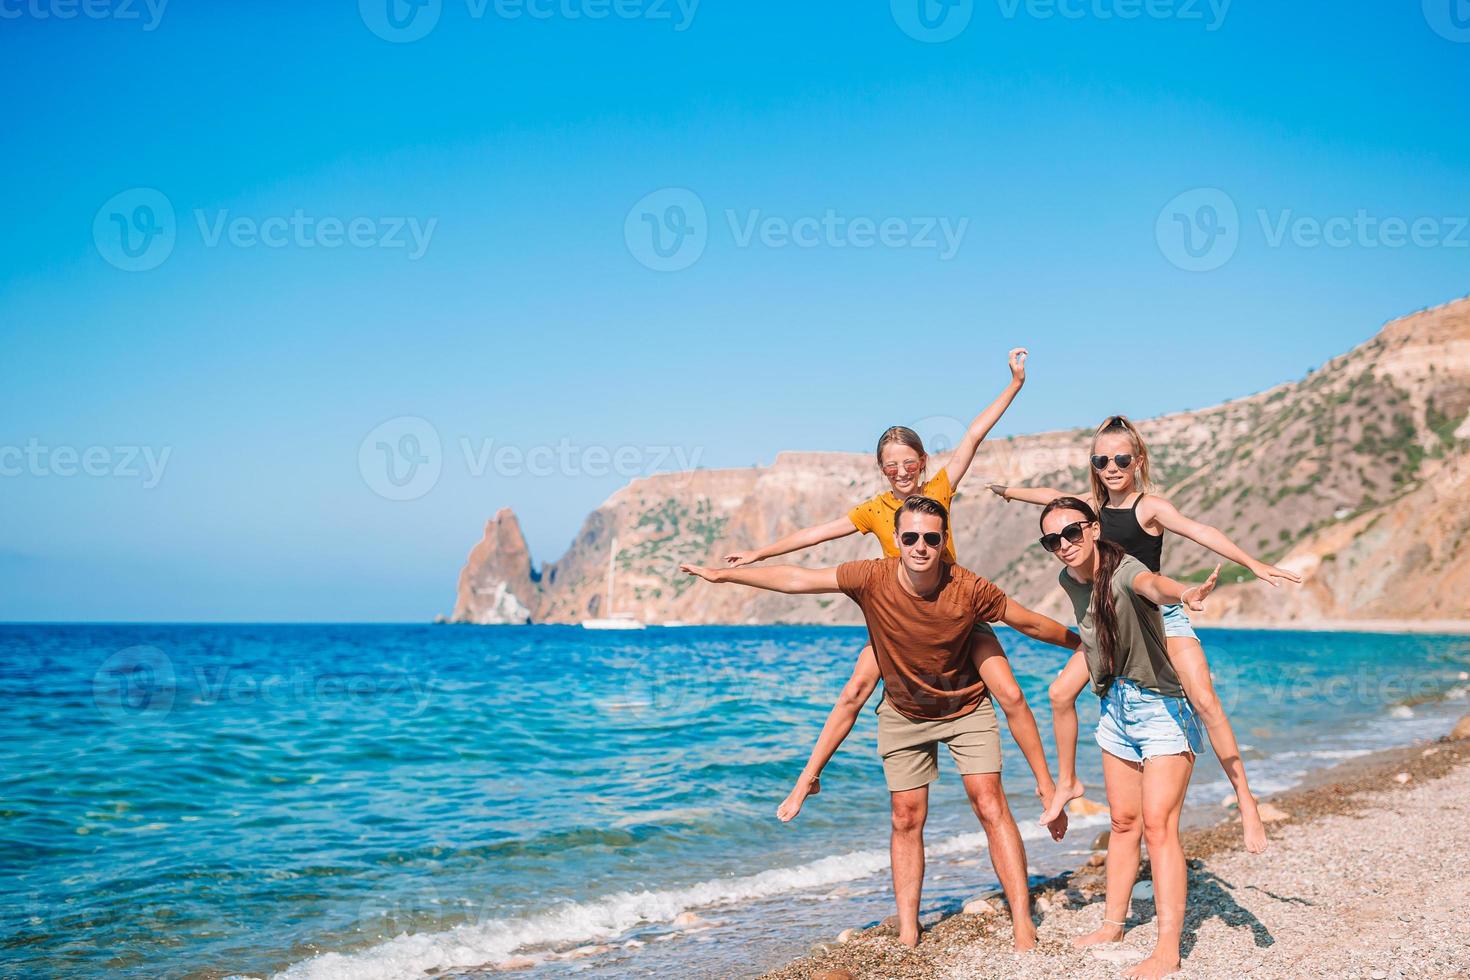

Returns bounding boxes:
[580,537,645,630]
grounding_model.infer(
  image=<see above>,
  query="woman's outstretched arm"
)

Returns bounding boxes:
[723,516,859,568]
[943,348,1027,488]
[1144,498,1303,587]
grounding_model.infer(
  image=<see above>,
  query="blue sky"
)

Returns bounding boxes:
[2,1,1468,621]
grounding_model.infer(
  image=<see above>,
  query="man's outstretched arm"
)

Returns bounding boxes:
[681,563,842,595]
[998,598,1080,651]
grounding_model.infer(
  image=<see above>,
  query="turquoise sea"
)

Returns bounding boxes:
[3,623,1468,979]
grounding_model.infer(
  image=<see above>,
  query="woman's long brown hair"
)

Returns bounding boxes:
[1041,496,1128,677]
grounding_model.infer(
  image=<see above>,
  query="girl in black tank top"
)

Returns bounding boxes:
[1099,493,1163,573]
[990,415,1302,855]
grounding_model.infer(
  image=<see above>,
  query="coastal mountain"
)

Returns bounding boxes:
[449,296,1470,627]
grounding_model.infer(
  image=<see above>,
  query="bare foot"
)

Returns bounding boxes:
[896,925,920,948]
[1123,953,1182,978]
[1072,922,1125,948]
[1039,777,1085,826]
[1237,793,1268,853]
[1011,921,1038,952]
[775,774,820,823]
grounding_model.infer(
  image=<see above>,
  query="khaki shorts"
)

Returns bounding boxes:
[876,695,1002,792]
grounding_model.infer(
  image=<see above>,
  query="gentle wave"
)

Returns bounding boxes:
[261,814,1109,980]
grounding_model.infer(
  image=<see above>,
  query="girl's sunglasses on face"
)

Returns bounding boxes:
[1090,453,1134,471]
[900,531,944,548]
[881,458,923,476]
[1039,521,1091,553]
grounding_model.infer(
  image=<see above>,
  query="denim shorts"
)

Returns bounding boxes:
[1095,676,1203,764]
[1160,602,1197,640]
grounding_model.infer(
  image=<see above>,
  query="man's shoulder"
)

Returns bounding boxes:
[837,556,897,590]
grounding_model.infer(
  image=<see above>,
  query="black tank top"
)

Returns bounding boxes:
[1099,494,1163,573]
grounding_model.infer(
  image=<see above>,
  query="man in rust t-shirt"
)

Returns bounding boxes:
[683,495,1079,952]
[835,556,1007,721]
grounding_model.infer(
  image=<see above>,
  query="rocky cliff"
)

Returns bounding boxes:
[449,296,1470,627]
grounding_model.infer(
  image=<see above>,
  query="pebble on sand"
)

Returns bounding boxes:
[1395,771,1412,784]
[1087,851,1107,867]
[813,971,857,980]
[1133,880,1155,900]
[962,898,997,915]
[835,927,857,944]
[1068,796,1108,817]
[1091,830,1111,850]
[1257,802,1291,822]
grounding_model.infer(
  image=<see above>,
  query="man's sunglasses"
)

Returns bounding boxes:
[900,531,944,548]
[1039,521,1091,553]
[1090,453,1134,471]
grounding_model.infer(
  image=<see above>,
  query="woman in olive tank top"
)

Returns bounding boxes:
[1038,496,1221,980]
[990,415,1300,853]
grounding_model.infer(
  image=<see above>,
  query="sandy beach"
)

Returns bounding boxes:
[761,717,1470,980]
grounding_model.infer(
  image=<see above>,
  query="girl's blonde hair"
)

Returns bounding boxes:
[1089,415,1153,505]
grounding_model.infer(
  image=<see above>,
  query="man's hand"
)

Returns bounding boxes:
[1036,784,1068,842]
[681,564,724,584]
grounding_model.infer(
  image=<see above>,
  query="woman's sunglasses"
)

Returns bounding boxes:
[899,531,944,548]
[881,458,923,475]
[1039,521,1091,553]
[1090,453,1134,471]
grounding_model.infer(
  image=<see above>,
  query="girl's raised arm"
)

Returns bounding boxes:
[723,516,859,567]
[1131,564,1220,610]
[944,348,1027,488]
[1144,498,1303,587]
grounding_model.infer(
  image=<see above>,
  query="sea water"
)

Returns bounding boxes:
[2,623,1467,979]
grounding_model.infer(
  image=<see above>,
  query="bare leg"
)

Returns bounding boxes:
[962,772,1037,951]
[1167,636,1266,853]
[974,635,1067,841]
[1073,750,1142,948]
[1040,650,1091,825]
[890,785,928,947]
[778,646,880,822]
[1124,752,1194,979]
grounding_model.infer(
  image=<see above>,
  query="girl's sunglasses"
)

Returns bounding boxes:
[1039,521,1091,553]
[881,458,923,475]
[1090,453,1134,471]
[899,531,944,548]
